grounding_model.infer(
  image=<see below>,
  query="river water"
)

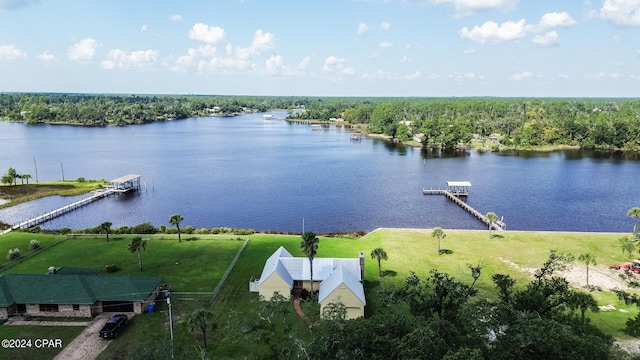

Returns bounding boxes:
[1,112,639,233]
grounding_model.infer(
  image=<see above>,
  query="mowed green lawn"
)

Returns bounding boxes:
[0,228,639,359]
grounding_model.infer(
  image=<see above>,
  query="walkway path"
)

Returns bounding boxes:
[293,287,309,323]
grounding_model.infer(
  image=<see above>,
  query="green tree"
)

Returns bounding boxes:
[21,174,31,184]
[100,222,112,241]
[578,253,597,289]
[1,174,12,186]
[127,237,147,271]
[431,227,446,255]
[6,167,18,185]
[628,207,640,240]
[485,212,499,239]
[186,308,216,359]
[169,214,184,242]
[370,248,388,277]
[300,231,319,298]
[620,236,635,258]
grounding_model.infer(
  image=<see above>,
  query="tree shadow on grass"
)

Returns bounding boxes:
[381,269,397,277]
[491,234,504,239]
[439,249,454,255]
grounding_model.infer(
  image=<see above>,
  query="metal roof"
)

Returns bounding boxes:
[318,266,366,305]
[110,174,141,184]
[447,181,471,187]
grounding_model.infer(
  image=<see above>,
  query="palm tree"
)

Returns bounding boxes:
[127,237,147,271]
[21,174,31,184]
[628,207,640,240]
[578,253,596,289]
[300,231,319,298]
[485,212,499,239]
[431,227,446,255]
[169,214,184,242]
[186,308,216,359]
[370,248,388,277]
[100,221,112,241]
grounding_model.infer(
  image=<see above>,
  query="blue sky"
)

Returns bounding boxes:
[0,0,639,97]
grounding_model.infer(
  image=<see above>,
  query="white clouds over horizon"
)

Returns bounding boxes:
[357,22,369,34]
[0,45,27,60]
[67,38,98,61]
[101,49,159,70]
[188,23,226,44]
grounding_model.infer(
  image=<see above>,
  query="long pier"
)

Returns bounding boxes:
[423,187,504,231]
[5,188,116,233]
[1,174,142,235]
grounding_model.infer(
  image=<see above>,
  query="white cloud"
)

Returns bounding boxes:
[188,23,226,44]
[532,31,560,47]
[141,25,148,32]
[0,45,27,60]
[380,21,391,30]
[101,49,159,70]
[322,56,354,75]
[234,29,275,60]
[67,38,97,61]
[296,56,311,71]
[37,51,56,62]
[511,71,533,80]
[0,0,39,10]
[452,72,483,81]
[400,56,412,63]
[588,72,623,79]
[361,69,421,80]
[169,14,183,22]
[557,74,570,79]
[463,48,476,54]
[460,19,527,45]
[600,0,640,27]
[379,41,393,47]
[357,22,369,34]
[537,11,576,31]
[430,0,518,15]
[265,55,284,74]
[176,29,277,75]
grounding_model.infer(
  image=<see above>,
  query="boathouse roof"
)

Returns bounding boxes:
[110,174,141,184]
[447,181,471,187]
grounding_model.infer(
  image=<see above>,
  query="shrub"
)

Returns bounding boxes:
[132,222,157,234]
[104,264,121,273]
[29,239,40,250]
[159,225,167,233]
[59,227,72,235]
[183,226,194,234]
[27,226,40,233]
[77,177,86,182]
[7,248,21,260]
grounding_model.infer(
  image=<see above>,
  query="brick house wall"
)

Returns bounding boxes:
[25,303,94,318]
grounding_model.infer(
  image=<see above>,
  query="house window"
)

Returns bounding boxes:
[72,304,80,311]
[39,304,59,312]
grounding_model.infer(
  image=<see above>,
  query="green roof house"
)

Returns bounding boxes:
[0,273,163,319]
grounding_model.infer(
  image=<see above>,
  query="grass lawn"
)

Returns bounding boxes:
[1,229,639,359]
[0,325,84,360]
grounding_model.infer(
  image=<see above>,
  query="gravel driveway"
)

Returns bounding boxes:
[51,312,131,360]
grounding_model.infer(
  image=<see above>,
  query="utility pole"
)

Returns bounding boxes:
[167,293,174,359]
[33,157,38,183]
[60,162,65,181]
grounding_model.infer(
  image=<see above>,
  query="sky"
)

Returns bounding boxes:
[0,0,639,97]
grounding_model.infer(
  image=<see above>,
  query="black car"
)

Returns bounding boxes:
[98,314,128,339]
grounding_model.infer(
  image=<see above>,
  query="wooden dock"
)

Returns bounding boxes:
[1,174,142,235]
[423,184,504,231]
[6,188,116,232]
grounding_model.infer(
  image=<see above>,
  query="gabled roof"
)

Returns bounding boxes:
[279,257,361,282]
[318,266,366,305]
[0,274,163,307]
[258,246,363,287]
[258,246,294,285]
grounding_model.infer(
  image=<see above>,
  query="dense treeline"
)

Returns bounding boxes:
[0,93,311,125]
[2,93,640,150]
[290,97,640,150]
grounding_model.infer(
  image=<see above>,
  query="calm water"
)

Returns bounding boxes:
[1,112,639,233]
